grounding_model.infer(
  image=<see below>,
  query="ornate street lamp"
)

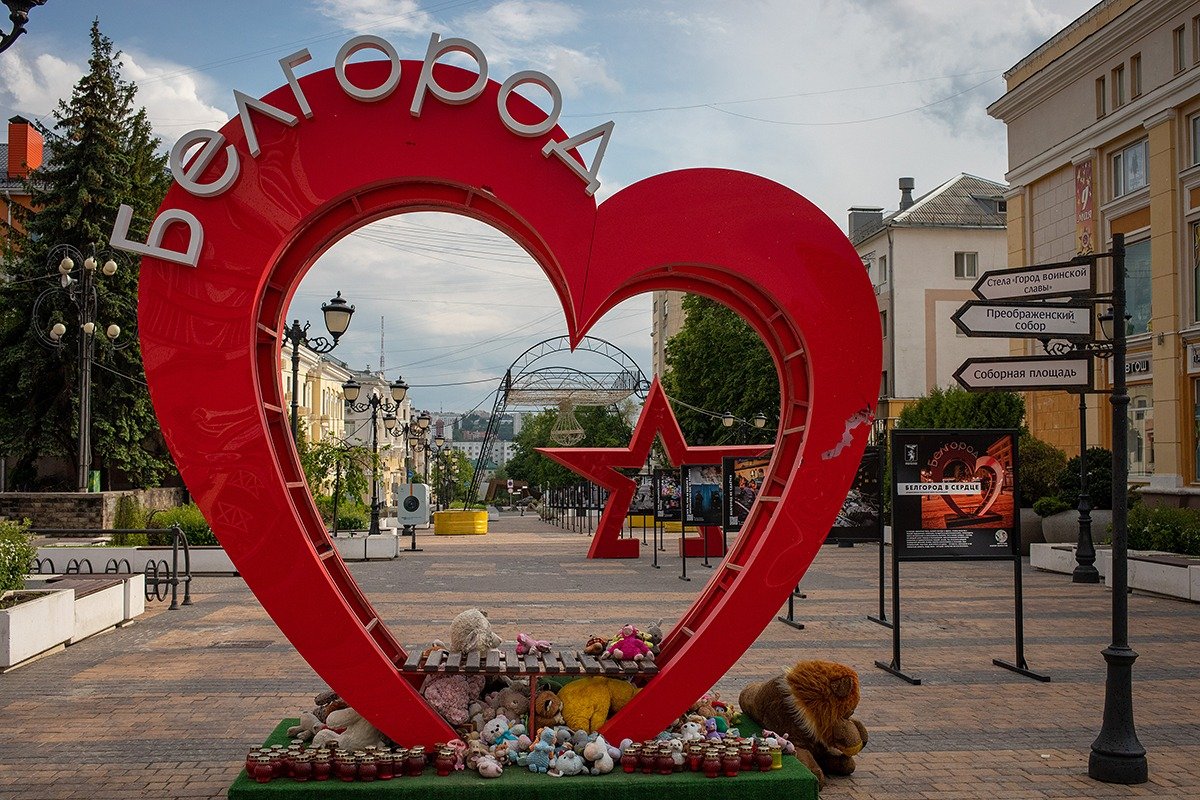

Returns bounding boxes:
[0,0,47,55]
[285,292,354,438]
[343,375,408,536]
[32,244,126,491]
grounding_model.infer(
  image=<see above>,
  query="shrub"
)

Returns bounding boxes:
[335,502,369,532]
[1057,447,1114,510]
[1126,505,1200,556]
[896,386,1025,430]
[0,519,36,593]
[112,495,148,546]
[1033,496,1072,517]
[148,503,218,546]
[1017,434,1067,507]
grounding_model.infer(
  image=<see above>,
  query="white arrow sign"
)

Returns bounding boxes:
[972,259,1094,301]
[954,354,1093,392]
[952,300,1094,340]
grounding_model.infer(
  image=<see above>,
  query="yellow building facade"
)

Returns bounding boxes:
[989,0,1200,506]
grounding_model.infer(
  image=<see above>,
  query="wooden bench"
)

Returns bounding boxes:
[41,575,127,599]
[401,645,657,729]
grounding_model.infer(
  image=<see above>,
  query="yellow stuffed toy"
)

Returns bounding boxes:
[556,677,638,732]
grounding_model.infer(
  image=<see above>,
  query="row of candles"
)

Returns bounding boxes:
[247,736,786,783]
[620,739,783,777]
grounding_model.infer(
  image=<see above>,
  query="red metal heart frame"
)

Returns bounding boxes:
[136,62,881,745]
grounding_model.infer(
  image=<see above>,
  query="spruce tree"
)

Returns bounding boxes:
[0,19,172,489]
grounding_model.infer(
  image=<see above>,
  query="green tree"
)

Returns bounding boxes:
[0,20,171,488]
[431,448,476,507]
[896,386,1025,430]
[505,406,635,489]
[661,295,778,445]
[296,425,372,514]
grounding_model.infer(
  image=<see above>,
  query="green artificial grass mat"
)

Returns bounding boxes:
[228,719,819,800]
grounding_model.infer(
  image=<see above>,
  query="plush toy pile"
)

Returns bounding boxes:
[259,614,866,785]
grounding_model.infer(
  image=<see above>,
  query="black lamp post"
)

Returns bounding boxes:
[1089,232,1147,784]
[433,435,446,510]
[285,292,354,439]
[343,376,408,536]
[0,0,47,54]
[398,410,432,483]
[31,244,125,492]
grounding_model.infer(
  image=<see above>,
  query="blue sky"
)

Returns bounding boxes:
[1,0,1097,414]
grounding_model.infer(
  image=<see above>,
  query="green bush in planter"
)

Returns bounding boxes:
[1017,435,1067,508]
[0,519,36,593]
[1056,447,1114,510]
[1125,505,1200,556]
[112,496,149,546]
[148,503,218,546]
[1033,496,1072,517]
[336,503,369,532]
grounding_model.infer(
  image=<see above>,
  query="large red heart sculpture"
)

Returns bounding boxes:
[136,61,880,745]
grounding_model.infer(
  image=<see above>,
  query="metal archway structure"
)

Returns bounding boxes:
[465,335,649,502]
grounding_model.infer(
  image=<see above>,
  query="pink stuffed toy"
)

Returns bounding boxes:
[420,673,485,727]
[604,624,651,661]
[515,632,552,655]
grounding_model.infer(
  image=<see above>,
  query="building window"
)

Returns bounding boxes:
[1128,386,1154,479]
[880,370,888,398]
[1195,15,1200,65]
[1194,379,1200,482]
[878,254,888,284]
[880,310,887,338]
[1095,76,1106,118]
[1112,139,1148,198]
[1130,54,1142,98]
[1175,25,1186,74]
[954,251,978,279]
[1193,115,1200,166]
[1112,65,1125,108]
[1125,237,1152,336]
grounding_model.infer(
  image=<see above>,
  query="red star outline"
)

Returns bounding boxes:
[538,377,769,558]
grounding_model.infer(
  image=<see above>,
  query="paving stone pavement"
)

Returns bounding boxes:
[2,514,1198,799]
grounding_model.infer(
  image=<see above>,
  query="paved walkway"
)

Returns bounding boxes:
[2,514,1198,799]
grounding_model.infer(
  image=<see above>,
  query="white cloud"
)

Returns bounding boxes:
[0,48,230,148]
[313,0,435,34]
[477,1,582,41]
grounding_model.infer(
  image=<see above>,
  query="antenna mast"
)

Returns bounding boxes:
[379,316,385,372]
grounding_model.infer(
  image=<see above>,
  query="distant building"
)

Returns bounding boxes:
[850,174,1011,425]
[650,291,686,377]
[1,116,44,252]
[988,0,1200,503]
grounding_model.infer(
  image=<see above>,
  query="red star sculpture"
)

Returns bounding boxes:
[538,378,769,558]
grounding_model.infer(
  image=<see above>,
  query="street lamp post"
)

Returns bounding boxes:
[31,245,125,491]
[1089,233,1147,784]
[285,292,355,439]
[0,0,47,54]
[398,410,432,484]
[343,376,408,536]
[433,435,446,510]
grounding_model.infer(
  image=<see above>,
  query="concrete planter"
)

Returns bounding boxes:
[1097,549,1200,602]
[0,588,75,669]
[1018,508,1044,556]
[331,533,400,560]
[1040,509,1113,545]
[71,582,126,643]
[434,510,488,535]
[1030,543,1110,579]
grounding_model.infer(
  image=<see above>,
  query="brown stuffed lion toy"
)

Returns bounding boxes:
[738,660,867,787]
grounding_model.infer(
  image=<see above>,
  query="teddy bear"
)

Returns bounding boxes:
[310,706,387,752]
[583,636,607,656]
[581,734,614,774]
[464,738,491,770]
[477,753,505,778]
[679,720,704,742]
[533,689,564,731]
[515,632,552,655]
[287,690,347,741]
[550,748,586,777]
[480,715,529,750]
[557,676,639,733]
[421,673,485,727]
[450,608,503,655]
[603,624,651,661]
[738,659,868,788]
[488,685,528,722]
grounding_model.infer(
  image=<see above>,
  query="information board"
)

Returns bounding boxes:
[682,463,723,525]
[653,468,682,522]
[891,430,1019,560]
[722,456,770,532]
[828,446,884,543]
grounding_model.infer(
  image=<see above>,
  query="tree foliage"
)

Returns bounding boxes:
[296,425,372,511]
[431,447,477,507]
[661,295,778,445]
[1017,433,1068,506]
[0,20,171,488]
[896,386,1025,430]
[505,405,635,489]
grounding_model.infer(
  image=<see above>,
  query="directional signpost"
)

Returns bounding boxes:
[953,353,1093,393]
[952,300,1094,341]
[971,257,1094,301]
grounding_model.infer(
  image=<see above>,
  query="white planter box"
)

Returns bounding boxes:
[1029,543,1109,577]
[71,582,126,643]
[333,533,399,560]
[0,589,75,669]
[1097,550,1198,602]
[122,573,146,620]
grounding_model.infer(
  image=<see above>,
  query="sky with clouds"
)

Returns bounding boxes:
[1,0,1098,414]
